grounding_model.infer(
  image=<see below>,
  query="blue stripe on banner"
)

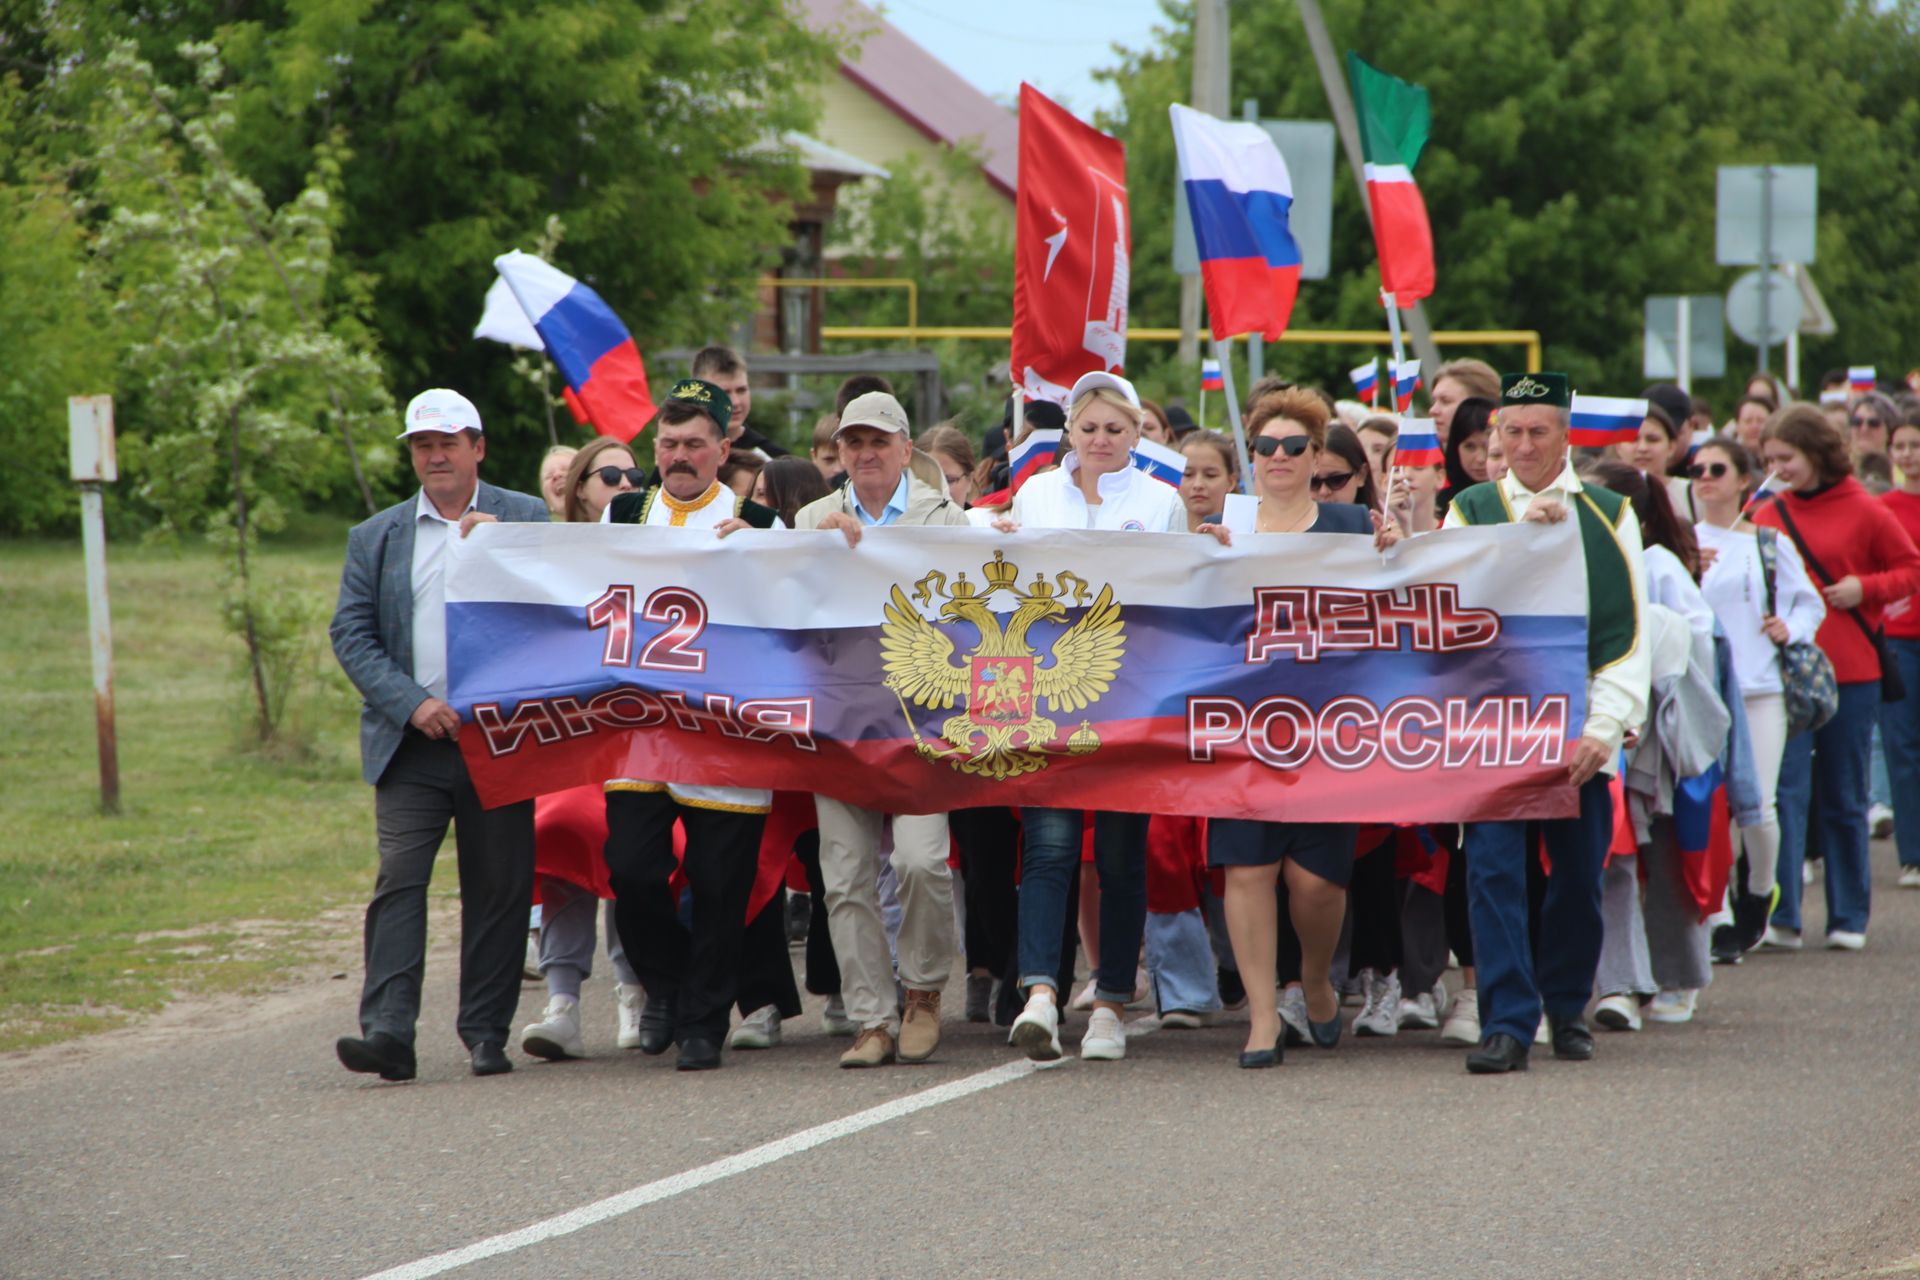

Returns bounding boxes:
[534,282,630,390]
[448,601,1587,743]
[1183,179,1301,269]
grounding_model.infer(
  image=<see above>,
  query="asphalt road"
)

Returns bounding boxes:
[7,846,1920,1280]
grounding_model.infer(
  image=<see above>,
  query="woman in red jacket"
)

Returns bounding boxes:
[1880,420,1920,885]
[1750,406,1920,950]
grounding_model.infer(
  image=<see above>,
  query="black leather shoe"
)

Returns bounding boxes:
[1548,1017,1595,1061]
[1465,1033,1530,1074]
[336,1032,416,1082]
[470,1041,514,1076]
[637,993,675,1056]
[1238,1038,1282,1069]
[676,1036,722,1071]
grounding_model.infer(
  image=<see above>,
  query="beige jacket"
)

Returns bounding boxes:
[794,471,971,530]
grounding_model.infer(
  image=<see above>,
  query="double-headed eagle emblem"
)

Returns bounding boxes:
[880,550,1126,779]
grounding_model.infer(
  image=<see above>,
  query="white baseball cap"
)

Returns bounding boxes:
[1067,370,1141,412]
[835,391,912,437]
[397,388,483,439]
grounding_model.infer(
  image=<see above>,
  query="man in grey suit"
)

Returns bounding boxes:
[330,388,549,1081]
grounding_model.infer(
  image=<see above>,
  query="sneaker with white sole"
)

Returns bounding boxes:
[1647,989,1698,1023]
[1399,986,1440,1031]
[1069,979,1099,1011]
[822,995,856,1037]
[1157,1009,1212,1030]
[1009,990,1063,1061]
[1901,867,1920,889]
[522,929,542,982]
[1277,985,1311,1047]
[1354,969,1402,1037]
[1593,993,1642,1032]
[521,994,586,1060]
[1825,930,1867,951]
[1870,804,1895,839]
[1439,990,1481,1045]
[1080,1006,1127,1060]
[727,1004,782,1050]
[615,982,644,1050]
[1762,925,1803,951]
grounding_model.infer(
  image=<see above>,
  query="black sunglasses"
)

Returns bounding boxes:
[1310,471,1355,491]
[1687,461,1731,480]
[1851,417,1884,430]
[595,465,646,488]
[1251,434,1313,458]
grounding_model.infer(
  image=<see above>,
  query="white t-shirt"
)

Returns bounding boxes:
[1695,521,1826,695]
[1009,455,1186,532]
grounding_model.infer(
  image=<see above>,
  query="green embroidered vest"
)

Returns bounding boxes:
[1449,479,1638,675]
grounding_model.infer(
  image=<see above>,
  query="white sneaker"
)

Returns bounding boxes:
[1826,930,1867,951]
[1009,990,1063,1061]
[1762,925,1803,951]
[1399,977,1445,1030]
[521,930,542,982]
[1080,1006,1127,1060]
[1069,979,1099,1011]
[1277,985,1311,1046]
[1439,990,1481,1045]
[1647,989,1698,1023]
[1593,993,1642,1032]
[1901,867,1920,889]
[615,982,643,1050]
[1870,804,1895,839]
[822,995,856,1037]
[521,994,585,1060]
[1157,1009,1212,1030]
[1354,969,1402,1037]
[727,1004,782,1049]
[1534,1017,1551,1045]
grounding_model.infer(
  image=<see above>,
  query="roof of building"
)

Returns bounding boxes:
[798,0,1018,198]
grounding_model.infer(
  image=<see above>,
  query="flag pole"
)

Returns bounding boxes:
[1212,334,1255,494]
[1381,290,1412,523]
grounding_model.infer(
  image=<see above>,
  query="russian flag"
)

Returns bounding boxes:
[1394,417,1443,467]
[1394,359,1421,412]
[1351,360,1380,405]
[1569,394,1648,447]
[1169,104,1300,342]
[1200,358,1225,393]
[1009,428,1063,493]
[494,250,655,443]
[1849,365,1876,394]
[1131,437,1187,487]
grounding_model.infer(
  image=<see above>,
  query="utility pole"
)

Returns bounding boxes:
[1294,0,1443,376]
[1180,0,1231,366]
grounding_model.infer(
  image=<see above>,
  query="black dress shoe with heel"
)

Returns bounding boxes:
[676,1036,722,1071]
[336,1032,416,1082]
[1548,1017,1595,1061]
[1465,1033,1530,1075]
[1239,1037,1282,1069]
[470,1041,513,1076]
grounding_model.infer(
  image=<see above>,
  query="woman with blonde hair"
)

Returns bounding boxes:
[559,435,642,525]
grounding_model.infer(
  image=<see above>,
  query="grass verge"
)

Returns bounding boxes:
[0,525,423,1052]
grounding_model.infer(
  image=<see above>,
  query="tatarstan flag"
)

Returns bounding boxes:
[1347,52,1435,304]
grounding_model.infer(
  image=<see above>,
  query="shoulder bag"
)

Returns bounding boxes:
[1771,501,1906,704]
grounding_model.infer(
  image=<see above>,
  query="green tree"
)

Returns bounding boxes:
[1105,0,1920,405]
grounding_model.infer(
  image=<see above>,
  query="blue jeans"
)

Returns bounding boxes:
[1017,809,1149,1001]
[1774,681,1879,936]
[1880,639,1920,869]
[1145,909,1223,1015]
[1462,775,1613,1042]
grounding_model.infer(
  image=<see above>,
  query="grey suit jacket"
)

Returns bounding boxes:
[330,480,550,785]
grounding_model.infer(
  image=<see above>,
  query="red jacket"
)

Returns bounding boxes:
[1882,490,1920,640]
[1751,478,1920,682]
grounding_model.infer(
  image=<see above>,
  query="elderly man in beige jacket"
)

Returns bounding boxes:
[795,391,971,1067]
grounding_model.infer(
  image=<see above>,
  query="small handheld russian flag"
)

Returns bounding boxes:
[1131,436,1188,487]
[1201,357,1225,392]
[1350,360,1380,405]
[1569,394,1648,447]
[1394,417,1443,467]
[1394,359,1422,412]
[1849,365,1877,394]
[1008,428,1063,494]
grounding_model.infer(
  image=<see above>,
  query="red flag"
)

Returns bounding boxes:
[1011,84,1129,407]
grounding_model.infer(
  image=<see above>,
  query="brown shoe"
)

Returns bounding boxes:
[898,989,942,1063]
[839,1026,895,1068]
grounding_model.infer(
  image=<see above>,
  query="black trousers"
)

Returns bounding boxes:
[360,734,534,1049]
[736,887,803,1018]
[793,832,842,996]
[603,790,763,1044]
[950,806,1020,978]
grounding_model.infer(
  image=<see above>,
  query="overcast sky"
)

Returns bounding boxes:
[873,0,1171,117]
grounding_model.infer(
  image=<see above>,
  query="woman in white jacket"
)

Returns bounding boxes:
[994,372,1184,1063]
[1688,437,1825,959]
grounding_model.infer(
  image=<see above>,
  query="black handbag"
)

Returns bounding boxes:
[1772,500,1907,704]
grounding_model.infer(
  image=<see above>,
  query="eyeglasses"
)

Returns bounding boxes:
[1851,417,1885,430]
[1250,434,1312,458]
[1687,461,1731,480]
[1309,471,1355,492]
[595,465,646,488]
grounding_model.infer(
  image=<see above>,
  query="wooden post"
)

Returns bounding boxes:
[69,396,120,815]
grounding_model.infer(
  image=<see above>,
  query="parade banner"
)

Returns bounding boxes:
[447,521,1591,822]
